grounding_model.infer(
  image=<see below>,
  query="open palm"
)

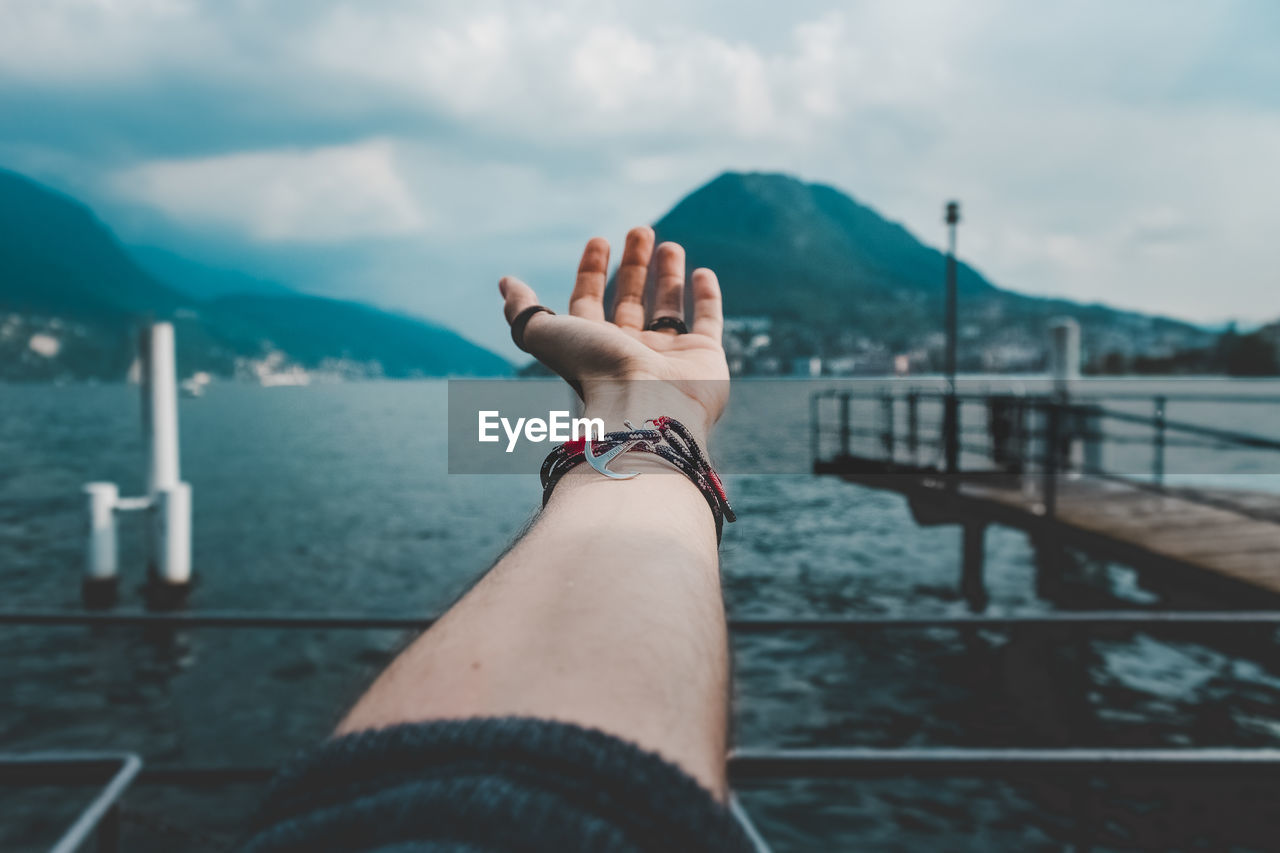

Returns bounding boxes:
[500,227,730,429]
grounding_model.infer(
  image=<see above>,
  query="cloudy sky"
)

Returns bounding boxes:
[1,0,1277,355]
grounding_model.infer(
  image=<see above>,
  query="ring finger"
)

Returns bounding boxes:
[648,242,686,333]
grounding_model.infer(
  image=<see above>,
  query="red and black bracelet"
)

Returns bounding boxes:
[539,416,736,541]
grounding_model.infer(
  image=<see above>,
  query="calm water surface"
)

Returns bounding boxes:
[2,380,1279,851]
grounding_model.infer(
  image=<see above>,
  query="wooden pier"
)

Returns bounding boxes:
[812,389,1280,609]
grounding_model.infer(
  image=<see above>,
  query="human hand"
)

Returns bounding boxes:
[499,227,729,440]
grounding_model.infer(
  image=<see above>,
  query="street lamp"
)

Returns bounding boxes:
[943,201,961,476]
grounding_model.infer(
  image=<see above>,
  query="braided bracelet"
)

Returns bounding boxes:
[539,416,736,541]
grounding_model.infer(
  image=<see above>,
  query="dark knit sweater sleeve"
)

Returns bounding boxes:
[242,716,754,852]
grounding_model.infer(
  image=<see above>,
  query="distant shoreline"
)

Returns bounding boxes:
[4,374,1280,387]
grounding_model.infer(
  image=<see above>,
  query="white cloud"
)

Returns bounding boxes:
[2,0,1277,332]
[0,0,206,82]
[110,139,428,242]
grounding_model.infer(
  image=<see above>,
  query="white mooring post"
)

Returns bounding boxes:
[142,323,181,496]
[81,321,193,609]
[1048,317,1081,396]
[83,482,120,608]
[141,322,192,606]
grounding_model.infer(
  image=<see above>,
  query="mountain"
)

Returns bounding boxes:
[640,172,1213,371]
[0,169,509,380]
[0,170,185,321]
[131,246,297,300]
[198,293,510,378]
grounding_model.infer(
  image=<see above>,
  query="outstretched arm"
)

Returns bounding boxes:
[336,227,734,797]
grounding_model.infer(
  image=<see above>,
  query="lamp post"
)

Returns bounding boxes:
[943,201,961,476]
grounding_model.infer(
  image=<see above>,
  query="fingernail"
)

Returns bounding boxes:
[498,278,508,297]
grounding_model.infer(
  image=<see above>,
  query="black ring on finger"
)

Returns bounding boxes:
[511,305,555,352]
[646,316,688,335]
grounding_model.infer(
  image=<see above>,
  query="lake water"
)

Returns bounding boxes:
[2,379,1280,851]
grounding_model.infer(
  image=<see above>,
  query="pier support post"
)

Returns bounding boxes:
[141,322,192,609]
[906,392,919,465]
[83,482,119,609]
[1033,536,1069,602]
[1048,318,1081,484]
[1081,404,1103,477]
[809,392,820,466]
[838,392,851,458]
[943,394,960,485]
[880,392,895,462]
[1152,395,1166,488]
[1041,402,1061,518]
[961,523,988,613]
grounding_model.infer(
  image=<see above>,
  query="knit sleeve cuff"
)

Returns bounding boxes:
[243,716,752,852]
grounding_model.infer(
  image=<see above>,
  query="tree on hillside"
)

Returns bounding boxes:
[1215,328,1279,376]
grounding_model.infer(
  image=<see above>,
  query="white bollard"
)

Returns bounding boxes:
[1048,317,1081,396]
[151,483,192,586]
[83,482,119,608]
[142,323,181,494]
[140,322,193,606]
[80,321,194,608]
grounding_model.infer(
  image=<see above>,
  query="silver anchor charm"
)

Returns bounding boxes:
[583,420,643,479]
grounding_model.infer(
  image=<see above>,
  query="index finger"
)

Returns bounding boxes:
[690,268,722,340]
[612,226,654,330]
[569,237,610,321]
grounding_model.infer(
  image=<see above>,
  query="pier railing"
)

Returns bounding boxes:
[810,388,1280,518]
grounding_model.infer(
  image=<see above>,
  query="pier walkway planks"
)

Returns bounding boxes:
[818,456,1280,600]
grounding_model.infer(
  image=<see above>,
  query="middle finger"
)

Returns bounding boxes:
[648,242,686,332]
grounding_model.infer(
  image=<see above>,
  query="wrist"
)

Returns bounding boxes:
[542,382,737,542]
[581,382,715,447]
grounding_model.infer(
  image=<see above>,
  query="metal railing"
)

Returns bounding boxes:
[0,752,141,853]
[727,746,1280,779]
[6,607,1280,851]
[13,743,1280,853]
[41,746,1280,784]
[810,388,1280,519]
[9,608,1280,631]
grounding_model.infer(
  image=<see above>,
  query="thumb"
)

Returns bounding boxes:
[499,276,543,325]
[499,275,559,360]
[498,275,581,397]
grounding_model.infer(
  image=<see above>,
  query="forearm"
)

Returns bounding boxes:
[336,435,730,795]
[338,228,734,797]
